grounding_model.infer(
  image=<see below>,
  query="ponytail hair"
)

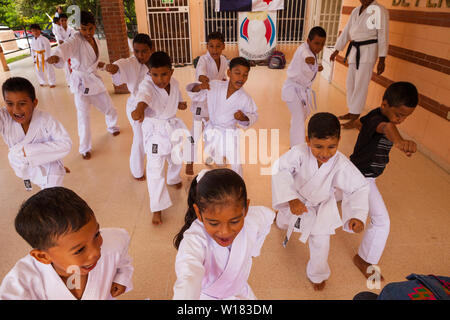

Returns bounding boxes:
[173,169,248,250]
[173,177,199,250]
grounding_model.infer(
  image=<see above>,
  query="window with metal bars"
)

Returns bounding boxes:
[203,0,306,44]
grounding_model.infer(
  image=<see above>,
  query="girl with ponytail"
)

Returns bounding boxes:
[172,168,275,300]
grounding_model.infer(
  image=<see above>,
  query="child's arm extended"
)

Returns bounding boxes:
[190,81,210,92]
[47,36,78,67]
[377,122,417,156]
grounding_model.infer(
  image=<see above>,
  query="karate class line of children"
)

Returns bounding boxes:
[0,2,421,300]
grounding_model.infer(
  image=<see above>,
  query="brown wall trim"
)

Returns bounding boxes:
[342,6,450,27]
[335,55,450,121]
[388,45,450,75]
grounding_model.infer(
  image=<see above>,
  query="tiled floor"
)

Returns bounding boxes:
[0,43,449,299]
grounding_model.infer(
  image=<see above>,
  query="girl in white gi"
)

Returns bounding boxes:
[0,187,134,300]
[0,77,72,190]
[29,24,56,88]
[47,11,120,160]
[54,13,75,85]
[173,168,275,300]
[186,57,258,177]
[131,51,190,225]
[105,34,154,181]
[350,82,418,280]
[272,113,369,290]
[282,26,326,148]
[330,0,389,129]
[185,31,228,175]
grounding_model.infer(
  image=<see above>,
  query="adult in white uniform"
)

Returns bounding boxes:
[173,169,275,300]
[330,0,389,129]
[1,77,71,190]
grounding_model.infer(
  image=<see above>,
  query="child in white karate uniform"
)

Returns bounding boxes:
[29,24,56,88]
[131,51,190,225]
[0,77,72,190]
[350,82,418,280]
[173,168,275,300]
[185,31,228,175]
[55,13,75,85]
[0,187,134,300]
[272,113,369,290]
[282,26,326,147]
[47,11,120,160]
[186,57,258,177]
[105,34,154,180]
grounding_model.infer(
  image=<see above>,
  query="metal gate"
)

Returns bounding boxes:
[146,0,192,64]
[309,0,342,46]
[203,0,306,44]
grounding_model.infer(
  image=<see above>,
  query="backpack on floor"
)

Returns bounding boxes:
[268,51,286,69]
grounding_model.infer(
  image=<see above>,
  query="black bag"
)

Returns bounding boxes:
[268,51,286,69]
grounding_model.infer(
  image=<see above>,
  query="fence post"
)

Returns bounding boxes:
[0,44,10,72]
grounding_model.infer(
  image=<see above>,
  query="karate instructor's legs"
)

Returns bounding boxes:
[355,178,389,278]
[341,62,375,129]
[307,234,331,290]
[287,100,309,148]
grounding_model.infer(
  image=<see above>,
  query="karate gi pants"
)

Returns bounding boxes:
[346,62,376,115]
[146,152,182,212]
[286,101,310,148]
[307,234,331,284]
[34,62,56,86]
[74,92,119,154]
[126,104,145,179]
[358,178,390,265]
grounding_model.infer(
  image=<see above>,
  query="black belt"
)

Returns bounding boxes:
[344,39,378,70]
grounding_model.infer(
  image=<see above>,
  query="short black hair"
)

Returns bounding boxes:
[29,24,41,31]
[80,10,96,26]
[383,82,418,108]
[149,51,172,69]
[229,57,250,71]
[133,33,153,50]
[15,187,95,250]
[59,13,68,20]
[308,26,326,41]
[307,112,341,139]
[207,31,225,43]
[53,17,60,24]
[2,77,36,101]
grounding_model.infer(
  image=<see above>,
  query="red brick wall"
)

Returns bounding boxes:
[99,0,130,93]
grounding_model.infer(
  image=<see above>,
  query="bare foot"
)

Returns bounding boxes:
[135,174,146,181]
[152,211,162,225]
[171,182,182,189]
[185,163,194,175]
[40,84,46,87]
[64,166,71,173]
[82,152,91,160]
[50,85,56,88]
[342,119,360,130]
[309,279,326,291]
[112,131,120,136]
[353,254,384,281]
[338,113,358,120]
